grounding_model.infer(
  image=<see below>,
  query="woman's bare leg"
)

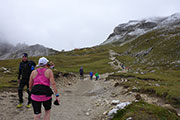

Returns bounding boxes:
[44,110,50,120]
[34,113,41,120]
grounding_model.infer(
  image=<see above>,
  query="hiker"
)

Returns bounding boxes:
[48,61,55,69]
[95,72,99,80]
[17,53,36,108]
[89,72,93,80]
[126,67,129,71]
[79,67,84,79]
[29,57,59,120]
[121,63,125,69]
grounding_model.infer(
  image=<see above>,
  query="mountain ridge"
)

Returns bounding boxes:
[0,42,59,60]
[102,13,180,45]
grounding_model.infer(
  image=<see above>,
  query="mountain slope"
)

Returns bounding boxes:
[0,42,58,60]
[104,24,180,108]
[99,13,180,109]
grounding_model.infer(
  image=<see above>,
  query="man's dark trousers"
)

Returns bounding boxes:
[18,80,31,104]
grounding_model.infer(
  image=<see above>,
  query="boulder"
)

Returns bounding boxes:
[135,94,142,100]
[114,82,120,87]
[108,102,131,118]
[111,100,120,105]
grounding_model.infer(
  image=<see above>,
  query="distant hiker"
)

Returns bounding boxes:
[121,63,125,69]
[95,72,99,80]
[89,72,93,80]
[29,57,59,120]
[17,53,36,108]
[79,67,84,79]
[126,67,129,71]
[47,61,55,69]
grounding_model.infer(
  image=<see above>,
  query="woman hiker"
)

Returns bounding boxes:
[29,57,60,120]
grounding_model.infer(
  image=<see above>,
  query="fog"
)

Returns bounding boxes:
[0,0,180,50]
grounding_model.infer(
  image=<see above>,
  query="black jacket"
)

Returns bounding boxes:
[18,60,36,80]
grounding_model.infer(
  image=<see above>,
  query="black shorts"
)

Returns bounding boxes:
[32,99,52,114]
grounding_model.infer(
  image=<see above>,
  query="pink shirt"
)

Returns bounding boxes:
[31,68,52,101]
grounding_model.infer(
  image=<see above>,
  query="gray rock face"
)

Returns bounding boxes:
[102,13,180,45]
[0,42,58,60]
[135,47,153,57]
[138,21,157,29]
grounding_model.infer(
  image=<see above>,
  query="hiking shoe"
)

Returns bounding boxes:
[17,103,23,108]
[26,104,31,108]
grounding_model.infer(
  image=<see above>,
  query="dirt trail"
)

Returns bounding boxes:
[0,74,138,120]
[52,77,95,120]
[108,50,127,73]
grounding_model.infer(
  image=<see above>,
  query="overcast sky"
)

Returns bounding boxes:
[0,0,180,50]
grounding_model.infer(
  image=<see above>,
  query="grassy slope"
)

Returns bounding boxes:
[108,27,180,108]
[113,101,180,120]
[107,27,180,119]
[0,45,113,89]
[0,58,21,88]
[47,45,113,73]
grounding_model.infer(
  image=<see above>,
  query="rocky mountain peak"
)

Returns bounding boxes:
[102,13,180,45]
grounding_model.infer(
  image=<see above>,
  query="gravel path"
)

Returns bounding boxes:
[0,74,137,120]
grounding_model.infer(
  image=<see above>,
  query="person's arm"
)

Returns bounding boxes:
[29,70,35,91]
[18,63,22,83]
[49,69,58,96]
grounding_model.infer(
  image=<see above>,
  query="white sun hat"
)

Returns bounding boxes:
[37,57,49,67]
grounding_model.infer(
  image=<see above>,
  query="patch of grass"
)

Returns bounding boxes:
[0,73,18,89]
[113,101,180,120]
[116,55,135,66]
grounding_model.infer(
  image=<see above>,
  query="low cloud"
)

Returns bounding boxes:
[0,0,180,50]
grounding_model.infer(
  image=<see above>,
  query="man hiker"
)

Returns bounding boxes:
[79,67,84,79]
[17,53,36,108]
[95,72,99,80]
